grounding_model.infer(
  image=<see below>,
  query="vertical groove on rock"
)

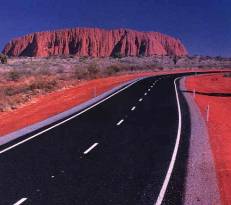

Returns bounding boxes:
[2,28,188,57]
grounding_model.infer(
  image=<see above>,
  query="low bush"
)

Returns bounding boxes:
[29,78,58,92]
[74,63,100,79]
[112,52,122,59]
[79,56,88,62]
[224,72,231,78]
[36,67,51,76]
[105,65,120,75]
[8,70,21,81]
[0,53,7,64]
[87,63,99,78]
[73,66,88,79]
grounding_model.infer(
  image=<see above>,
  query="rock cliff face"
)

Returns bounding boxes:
[3,28,188,57]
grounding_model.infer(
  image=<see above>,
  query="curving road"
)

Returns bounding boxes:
[0,73,193,205]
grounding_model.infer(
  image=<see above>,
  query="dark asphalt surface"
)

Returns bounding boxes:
[0,73,192,205]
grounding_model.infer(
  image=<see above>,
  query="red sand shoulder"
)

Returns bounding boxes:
[186,74,231,205]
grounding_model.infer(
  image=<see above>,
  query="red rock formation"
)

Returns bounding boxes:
[2,28,188,57]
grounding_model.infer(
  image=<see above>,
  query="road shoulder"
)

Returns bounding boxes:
[180,77,220,205]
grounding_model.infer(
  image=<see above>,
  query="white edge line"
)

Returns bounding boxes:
[116,119,124,126]
[13,198,28,205]
[154,77,182,205]
[0,79,142,154]
[83,143,99,155]
[131,106,136,111]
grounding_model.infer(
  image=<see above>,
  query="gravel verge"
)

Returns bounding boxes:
[180,78,220,205]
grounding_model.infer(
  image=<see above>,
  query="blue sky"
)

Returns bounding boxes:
[1,0,231,56]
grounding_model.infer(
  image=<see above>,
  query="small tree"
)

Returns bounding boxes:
[0,53,7,64]
[112,52,122,59]
[105,65,120,75]
[8,70,20,81]
[173,55,179,65]
[87,63,99,78]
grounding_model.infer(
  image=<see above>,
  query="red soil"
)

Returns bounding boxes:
[186,74,231,205]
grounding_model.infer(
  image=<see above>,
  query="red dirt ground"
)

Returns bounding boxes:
[186,73,231,205]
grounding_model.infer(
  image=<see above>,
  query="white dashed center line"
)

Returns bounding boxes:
[83,143,99,155]
[144,93,147,96]
[13,198,28,205]
[148,89,151,91]
[139,98,143,102]
[131,106,136,111]
[116,119,124,126]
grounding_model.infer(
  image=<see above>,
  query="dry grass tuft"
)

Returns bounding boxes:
[0,55,229,112]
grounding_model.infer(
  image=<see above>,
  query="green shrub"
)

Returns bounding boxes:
[112,52,122,59]
[0,53,7,64]
[79,56,88,62]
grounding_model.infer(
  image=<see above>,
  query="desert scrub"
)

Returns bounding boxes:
[0,88,29,111]
[7,68,32,81]
[8,70,21,81]
[3,86,28,96]
[104,65,120,76]
[224,72,231,78]
[0,53,7,64]
[112,51,122,59]
[73,65,88,79]
[73,63,100,79]
[0,76,59,112]
[29,77,58,92]
[79,56,88,63]
[87,63,100,78]
[36,67,52,76]
[56,67,64,74]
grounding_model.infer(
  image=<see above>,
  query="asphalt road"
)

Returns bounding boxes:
[0,73,192,205]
